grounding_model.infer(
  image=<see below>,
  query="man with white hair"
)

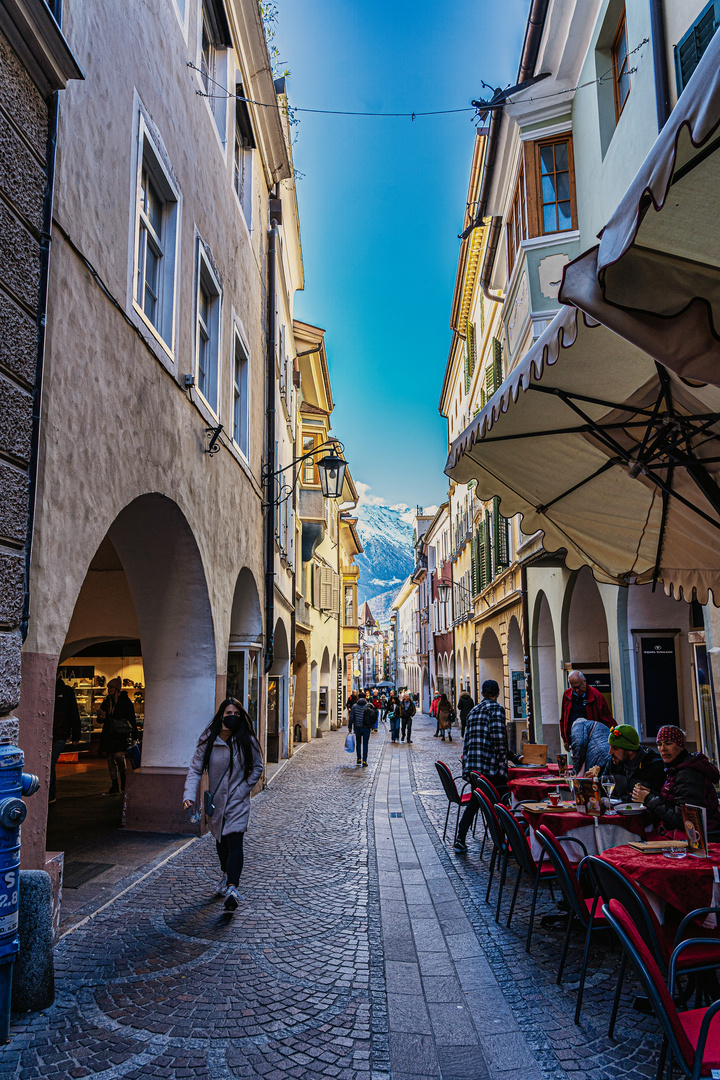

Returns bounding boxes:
[560,669,614,751]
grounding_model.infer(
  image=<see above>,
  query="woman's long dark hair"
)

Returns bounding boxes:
[200,697,262,781]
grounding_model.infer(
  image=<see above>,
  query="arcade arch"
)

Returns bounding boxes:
[478,627,504,705]
[533,592,560,751]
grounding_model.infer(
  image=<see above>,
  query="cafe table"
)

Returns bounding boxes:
[600,842,720,923]
[520,801,651,859]
[509,774,571,804]
[507,763,559,781]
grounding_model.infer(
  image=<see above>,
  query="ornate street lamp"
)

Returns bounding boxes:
[262,439,348,507]
[436,580,452,604]
[317,451,347,500]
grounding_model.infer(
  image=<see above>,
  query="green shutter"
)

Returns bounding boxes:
[492,336,503,390]
[479,289,485,334]
[675,2,719,93]
[477,517,491,592]
[467,319,476,378]
[492,496,510,572]
[470,532,479,596]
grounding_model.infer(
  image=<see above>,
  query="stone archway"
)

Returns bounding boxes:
[310,660,318,737]
[53,493,217,834]
[533,592,560,753]
[292,639,309,743]
[507,616,525,727]
[318,648,331,732]
[267,619,289,763]
[227,567,263,734]
[478,627,504,706]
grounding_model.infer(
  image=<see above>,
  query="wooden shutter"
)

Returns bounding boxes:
[492,337,503,391]
[492,496,510,571]
[478,518,491,592]
[318,566,332,610]
[467,319,476,380]
[471,532,479,596]
[675,3,719,92]
[331,571,340,614]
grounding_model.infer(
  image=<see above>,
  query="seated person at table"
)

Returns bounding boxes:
[570,716,612,775]
[606,724,664,800]
[633,725,720,837]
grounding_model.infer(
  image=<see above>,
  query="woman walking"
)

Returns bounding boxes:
[437,693,455,742]
[183,697,264,912]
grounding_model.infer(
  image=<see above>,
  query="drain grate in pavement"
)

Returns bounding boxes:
[389,812,403,818]
[63,861,115,889]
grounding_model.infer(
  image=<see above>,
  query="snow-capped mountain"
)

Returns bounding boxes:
[353,491,415,626]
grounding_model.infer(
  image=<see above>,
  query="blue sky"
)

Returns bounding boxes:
[275,1,528,509]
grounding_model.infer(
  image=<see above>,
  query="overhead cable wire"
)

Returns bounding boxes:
[187,36,649,121]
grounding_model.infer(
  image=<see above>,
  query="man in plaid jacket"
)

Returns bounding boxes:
[454,679,509,852]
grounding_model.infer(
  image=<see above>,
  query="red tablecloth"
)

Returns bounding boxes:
[508,764,559,781]
[600,843,720,917]
[509,776,570,802]
[522,806,649,839]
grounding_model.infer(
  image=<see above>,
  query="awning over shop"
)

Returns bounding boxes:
[560,31,720,385]
[445,304,720,603]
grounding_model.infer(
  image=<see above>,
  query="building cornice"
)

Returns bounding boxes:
[0,0,82,97]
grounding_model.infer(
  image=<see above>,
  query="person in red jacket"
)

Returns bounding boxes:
[560,669,614,750]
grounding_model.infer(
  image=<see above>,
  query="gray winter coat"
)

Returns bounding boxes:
[183,734,264,841]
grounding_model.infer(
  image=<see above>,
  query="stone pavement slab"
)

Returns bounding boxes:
[374,737,541,1080]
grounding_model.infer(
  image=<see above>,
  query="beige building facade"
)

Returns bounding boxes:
[16,0,298,869]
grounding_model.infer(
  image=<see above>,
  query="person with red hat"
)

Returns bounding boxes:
[633,725,720,837]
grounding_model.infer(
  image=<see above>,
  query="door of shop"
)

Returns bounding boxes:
[634,632,681,740]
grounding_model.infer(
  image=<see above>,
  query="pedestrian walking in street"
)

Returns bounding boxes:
[400,692,416,743]
[98,676,138,794]
[453,679,510,852]
[388,695,401,743]
[431,691,441,735]
[349,692,374,766]
[50,671,81,803]
[457,686,474,738]
[183,697,264,912]
[437,694,455,742]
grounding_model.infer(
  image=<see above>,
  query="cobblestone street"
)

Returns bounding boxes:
[5,715,663,1080]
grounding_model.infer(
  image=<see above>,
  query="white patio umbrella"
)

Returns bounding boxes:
[445,304,720,604]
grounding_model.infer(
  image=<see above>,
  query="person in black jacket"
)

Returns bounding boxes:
[605,724,664,799]
[50,673,81,803]
[457,688,475,738]
[400,693,416,744]
[98,677,138,794]
[633,725,720,836]
[348,693,375,767]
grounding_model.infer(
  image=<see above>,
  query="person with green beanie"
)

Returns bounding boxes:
[606,724,664,800]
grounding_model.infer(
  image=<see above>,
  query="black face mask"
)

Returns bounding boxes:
[223,714,241,734]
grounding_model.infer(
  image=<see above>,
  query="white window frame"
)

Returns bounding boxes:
[233,109,254,227]
[231,323,250,460]
[130,117,181,360]
[198,0,228,147]
[195,244,222,416]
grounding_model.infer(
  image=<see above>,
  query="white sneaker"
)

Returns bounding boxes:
[216,875,228,897]
[224,885,242,911]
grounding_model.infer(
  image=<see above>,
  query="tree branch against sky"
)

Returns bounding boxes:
[274,0,528,507]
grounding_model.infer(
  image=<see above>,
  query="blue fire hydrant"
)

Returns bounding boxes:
[0,741,39,1043]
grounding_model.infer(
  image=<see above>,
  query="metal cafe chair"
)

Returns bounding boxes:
[494,802,566,949]
[434,760,472,844]
[604,898,720,1080]
[585,856,720,1036]
[535,825,606,1003]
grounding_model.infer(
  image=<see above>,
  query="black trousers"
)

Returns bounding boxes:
[354,726,370,763]
[457,775,508,840]
[401,717,413,741]
[216,830,245,886]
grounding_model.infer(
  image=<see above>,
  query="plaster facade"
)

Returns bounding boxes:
[16,0,296,868]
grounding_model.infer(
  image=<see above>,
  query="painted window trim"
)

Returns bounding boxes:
[131,116,181,362]
[612,9,630,121]
[195,242,223,418]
